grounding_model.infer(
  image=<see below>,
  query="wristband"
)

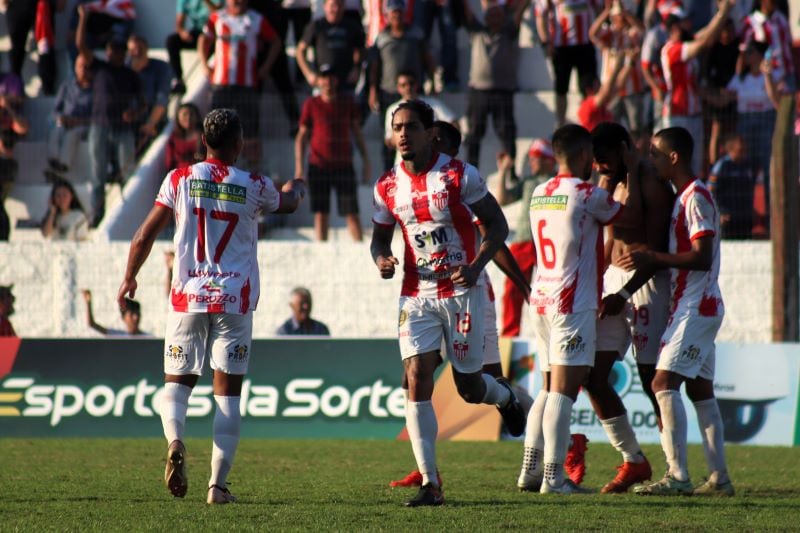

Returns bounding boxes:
[617,288,631,300]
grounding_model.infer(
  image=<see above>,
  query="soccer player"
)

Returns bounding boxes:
[371,100,526,507]
[116,109,306,504]
[587,122,674,493]
[517,124,641,494]
[619,127,733,496]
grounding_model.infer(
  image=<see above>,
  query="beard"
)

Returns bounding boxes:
[400,150,416,161]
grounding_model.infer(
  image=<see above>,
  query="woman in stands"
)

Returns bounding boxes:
[41,178,90,241]
[165,103,204,171]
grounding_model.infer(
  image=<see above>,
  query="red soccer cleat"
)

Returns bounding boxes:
[564,434,588,485]
[389,470,443,488]
[601,459,653,494]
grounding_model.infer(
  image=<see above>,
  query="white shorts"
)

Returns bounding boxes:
[398,287,486,374]
[657,310,723,380]
[597,265,670,365]
[164,310,253,376]
[531,309,596,371]
[483,282,500,366]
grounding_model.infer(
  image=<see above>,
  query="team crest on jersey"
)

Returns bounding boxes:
[431,190,449,210]
[166,345,187,363]
[633,333,649,353]
[680,345,701,362]
[453,340,469,360]
[228,344,249,362]
[561,335,586,354]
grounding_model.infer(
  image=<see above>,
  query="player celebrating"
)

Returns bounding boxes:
[585,122,674,493]
[371,100,526,507]
[619,127,733,496]
[517,124,641,494]
[117,109,306,504]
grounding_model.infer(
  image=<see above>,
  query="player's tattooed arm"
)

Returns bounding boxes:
[371,223,399,279]
[455,193,509,287]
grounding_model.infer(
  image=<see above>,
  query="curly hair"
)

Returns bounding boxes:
[203,108,242,150]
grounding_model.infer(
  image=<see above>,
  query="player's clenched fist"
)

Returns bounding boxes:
[449,264,478,288]
[376,255,399,279]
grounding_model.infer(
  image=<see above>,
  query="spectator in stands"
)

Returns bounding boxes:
[0,285,16,337]
[280,0,312,84]
[127,34,172,154]
[384,71,458,163]
[365,0,414,47]
[414,0,460,91]
[297,0,366,94]
[368,0,434,170]
[494,139,554,336]
[77,4,145,227]
[660,1,734,176]
[0,131,18,241]
[82,289,147,335]
[701,16,738,166]
[0,71,29,139]
[166,103,205,171]
[708,133,755,240]
[166,0,213,95]
[741,0,795,93]
[589,1,647,142]
[276,287,330,335]
[3,0,63,95]
[461,0,530,171]
[295,65,370,241]
[576,53,627,132]
[40,178,90,241]
[45,54,94,182]
[68,0,136,63]
[198,0,281,172]
[640,3,683,134]
[536,0,602,127]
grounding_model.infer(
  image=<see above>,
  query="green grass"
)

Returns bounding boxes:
[2,439,799,531]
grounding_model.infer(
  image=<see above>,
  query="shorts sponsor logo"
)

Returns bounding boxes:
[453,340,469,360]
[189,180,246,204]
[431,190,448,210]
[680,344,701,361]
[166,345,187,363]
[561,335,586,355]
[530,195,568,211]
[228,344,248,362]
[398,310,408,327]
[187,294,238,304]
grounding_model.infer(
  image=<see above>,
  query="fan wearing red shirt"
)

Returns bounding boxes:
[576,51,627,132]
[295,65,371,242]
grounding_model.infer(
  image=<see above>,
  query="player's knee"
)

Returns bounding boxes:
[454,375,483,404]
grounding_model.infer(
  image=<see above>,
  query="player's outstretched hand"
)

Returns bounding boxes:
[599,293,626,318]
[617,250,653,271]
[376,255,399,279]
[117,279,137,311]
[450,264,478,288]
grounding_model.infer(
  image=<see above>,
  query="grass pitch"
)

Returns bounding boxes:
[2,439,799,531]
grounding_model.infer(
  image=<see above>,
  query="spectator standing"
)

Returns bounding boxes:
[740,0,795,93]
[165,0,213,95]
[708,134,755,239]
[461,0,531,170]
[198,0,281,172]
[576,53,627,132]
[0,132,18,241]
[276,287,331,335]
[127,35,173,153]
[77,4,144,226]
[700,17,738,165]
[365,0,414,47]
[536,0,602,127]
[295,66,371,241]
[68,0,136,63]
[4,0,63,95]
[368,0,434,170]
[495,139,555,337]
[0,285,15,337]
[166,103,205,171]
[45,54,94,181]
[640,4,681,134]
[414,0,460,91]
[41,178,90,241]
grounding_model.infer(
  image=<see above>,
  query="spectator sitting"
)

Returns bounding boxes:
[276,287,330,335]
[166,103,205,171]
[0,285,16,337]
[0,131,19,241]
[82,289,147,335]
[45,54,94,182]
[68,0,136,63]
[127,34,173,154]
[708,134,754,240]
[165,0,213,95]
[41,178,90,241]
[384,71,458,163]
[0,71,30,140]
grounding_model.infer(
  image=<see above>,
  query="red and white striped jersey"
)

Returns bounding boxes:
[373,154,488,299]
[597,26,645,96]
[668,179,724,318]
[741,10,794,84]
[661,40,701,118]
[536,0,601,47]
[203,8,277,88]
[529,175,622,315]
[641,24,668,95]
[155,159,282,314]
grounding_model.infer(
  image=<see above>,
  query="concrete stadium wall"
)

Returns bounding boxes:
[0,240,777,342]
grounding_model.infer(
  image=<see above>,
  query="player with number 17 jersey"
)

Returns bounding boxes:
[155,159,282,314]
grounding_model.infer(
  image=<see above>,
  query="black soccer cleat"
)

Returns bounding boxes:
[405,483,445,507]
[496,378,526,437]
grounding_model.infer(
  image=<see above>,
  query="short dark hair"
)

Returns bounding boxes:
[433,120,461,152]
[203,108,242,150]
[654,127,694,165]
[122,298,140,316]
[396,70,417,83]
[592,122,632,156]
[392,99,434,129]
[552,124,592,161]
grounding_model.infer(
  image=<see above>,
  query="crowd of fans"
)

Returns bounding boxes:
[0,0,796,244]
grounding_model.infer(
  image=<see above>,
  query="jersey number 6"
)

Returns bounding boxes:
[537,220,557,269]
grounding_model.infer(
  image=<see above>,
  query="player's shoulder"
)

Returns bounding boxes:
[375,167,399,194]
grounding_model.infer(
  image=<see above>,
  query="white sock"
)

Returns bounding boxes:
[522,390,548,477]
[481,374,511,406]
[542,392,573,485]
[601,413,645,463]
[160,382,192,445]
[406,400,438,487]
[209,395,241,488]
[656,390,689,481]
[693,398,729,484]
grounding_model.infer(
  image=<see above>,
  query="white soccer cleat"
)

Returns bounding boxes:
[540,478,592,494]
[207,484,237,504]
[517,470,543,492]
